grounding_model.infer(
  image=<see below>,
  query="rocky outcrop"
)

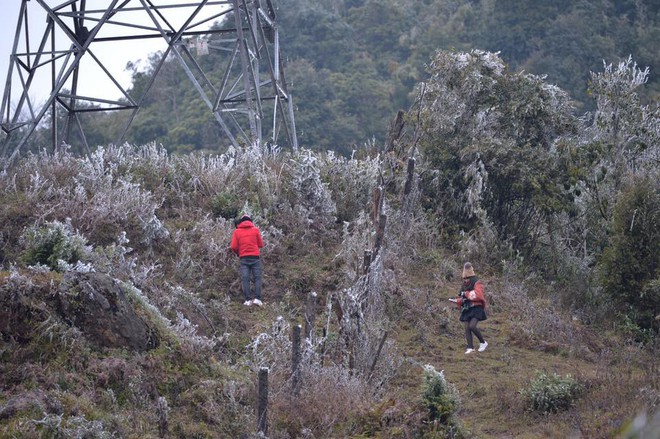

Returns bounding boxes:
[58,272,159,351]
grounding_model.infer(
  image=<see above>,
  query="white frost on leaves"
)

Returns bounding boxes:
[291,148,337,223]
[170,311,215,350]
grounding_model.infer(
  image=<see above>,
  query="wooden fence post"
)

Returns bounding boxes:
[363,250,372,274]
[373,213,387,258]
[403,157,415,195]
[304,292,317,340]
[372,186,383,224]
[257,367,269,435]
[368,330,389,383]
[292,324,302,396]
[157,396,169,438]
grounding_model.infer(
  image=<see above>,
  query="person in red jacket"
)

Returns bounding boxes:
[449,262,488,354]
[231,214,265,306]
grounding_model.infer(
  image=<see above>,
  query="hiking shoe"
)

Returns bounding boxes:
[478,341,488,352]
[243,300,252,306]
[465,348,475,354]
[252,299,263,306]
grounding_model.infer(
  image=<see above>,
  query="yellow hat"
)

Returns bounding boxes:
[462,262,476,278]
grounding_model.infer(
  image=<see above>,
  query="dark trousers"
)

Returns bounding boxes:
[240,256,262,300]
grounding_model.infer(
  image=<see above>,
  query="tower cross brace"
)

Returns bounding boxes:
[1,0,298,164]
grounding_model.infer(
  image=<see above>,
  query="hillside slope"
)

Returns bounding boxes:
[0,141,658,437]
[2,265,656,438]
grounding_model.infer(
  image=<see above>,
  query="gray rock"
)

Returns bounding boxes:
[58,272,159,351]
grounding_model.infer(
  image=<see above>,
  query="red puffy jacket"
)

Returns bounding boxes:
[230,220,264,257]
[456,280,486,309]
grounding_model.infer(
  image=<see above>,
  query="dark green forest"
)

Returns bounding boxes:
[14,0,659,156]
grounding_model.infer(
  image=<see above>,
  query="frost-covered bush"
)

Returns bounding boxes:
[332,250,402,389]
[491,277,597,355]
[455,219,502,268]
[169,311,216,358]
[72,148,169,246]
[91,232,137,279]
[10,145,169,248]
[420,365,460,427]
[588,56,659,174]
[104,142,171,191]
[289,148,337,226]
[12,146,82,203]
[520,371,581,414]
[121,281,217,360]
[20,220,91,272]
[246,316,294,373]
[170,150,236,199]
[321,151,380,223]
[172,142,284,212]
[598,175,660,334]
[32,414,116,439]
[166,142,289,234]
[272,363,375,436]
[211,190,241,219]
[386,199,445,272]
[335,212,373,283]
[170,215,236,286]
[247,316,384,437]
[418,49,577,257]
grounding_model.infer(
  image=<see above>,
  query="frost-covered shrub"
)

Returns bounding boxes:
[335,212,372,283]
[170,150,235,198]
[12,146,169,248]
[170,215,235,285]
[321,151,380,223]
[104,142,172,191]
[211,190,241,219]
[72,149,169,246]
[166,142,286,230]
[289,148,336,225]
[178,142,283,211]
[456,219,502,268]
[331,250,402,389]
[169,311,216,359]
[91,232,137,278]
[386,201,443,273]
[588,56,659,174]
[598,175,660,333]
[20,220,91,272]
[272,364,374,436]
[418,49,577,257]
[247,316,384,437]
[492,278,595,355]
[420,365,460,427]
[246,316,294,373]
[31,414,116,439]
[520,371,581,414]
[13,146,81,201]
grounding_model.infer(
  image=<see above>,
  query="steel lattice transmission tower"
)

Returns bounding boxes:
[1,0,298,163]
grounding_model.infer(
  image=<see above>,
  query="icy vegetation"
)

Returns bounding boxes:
[0,50,658,437]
